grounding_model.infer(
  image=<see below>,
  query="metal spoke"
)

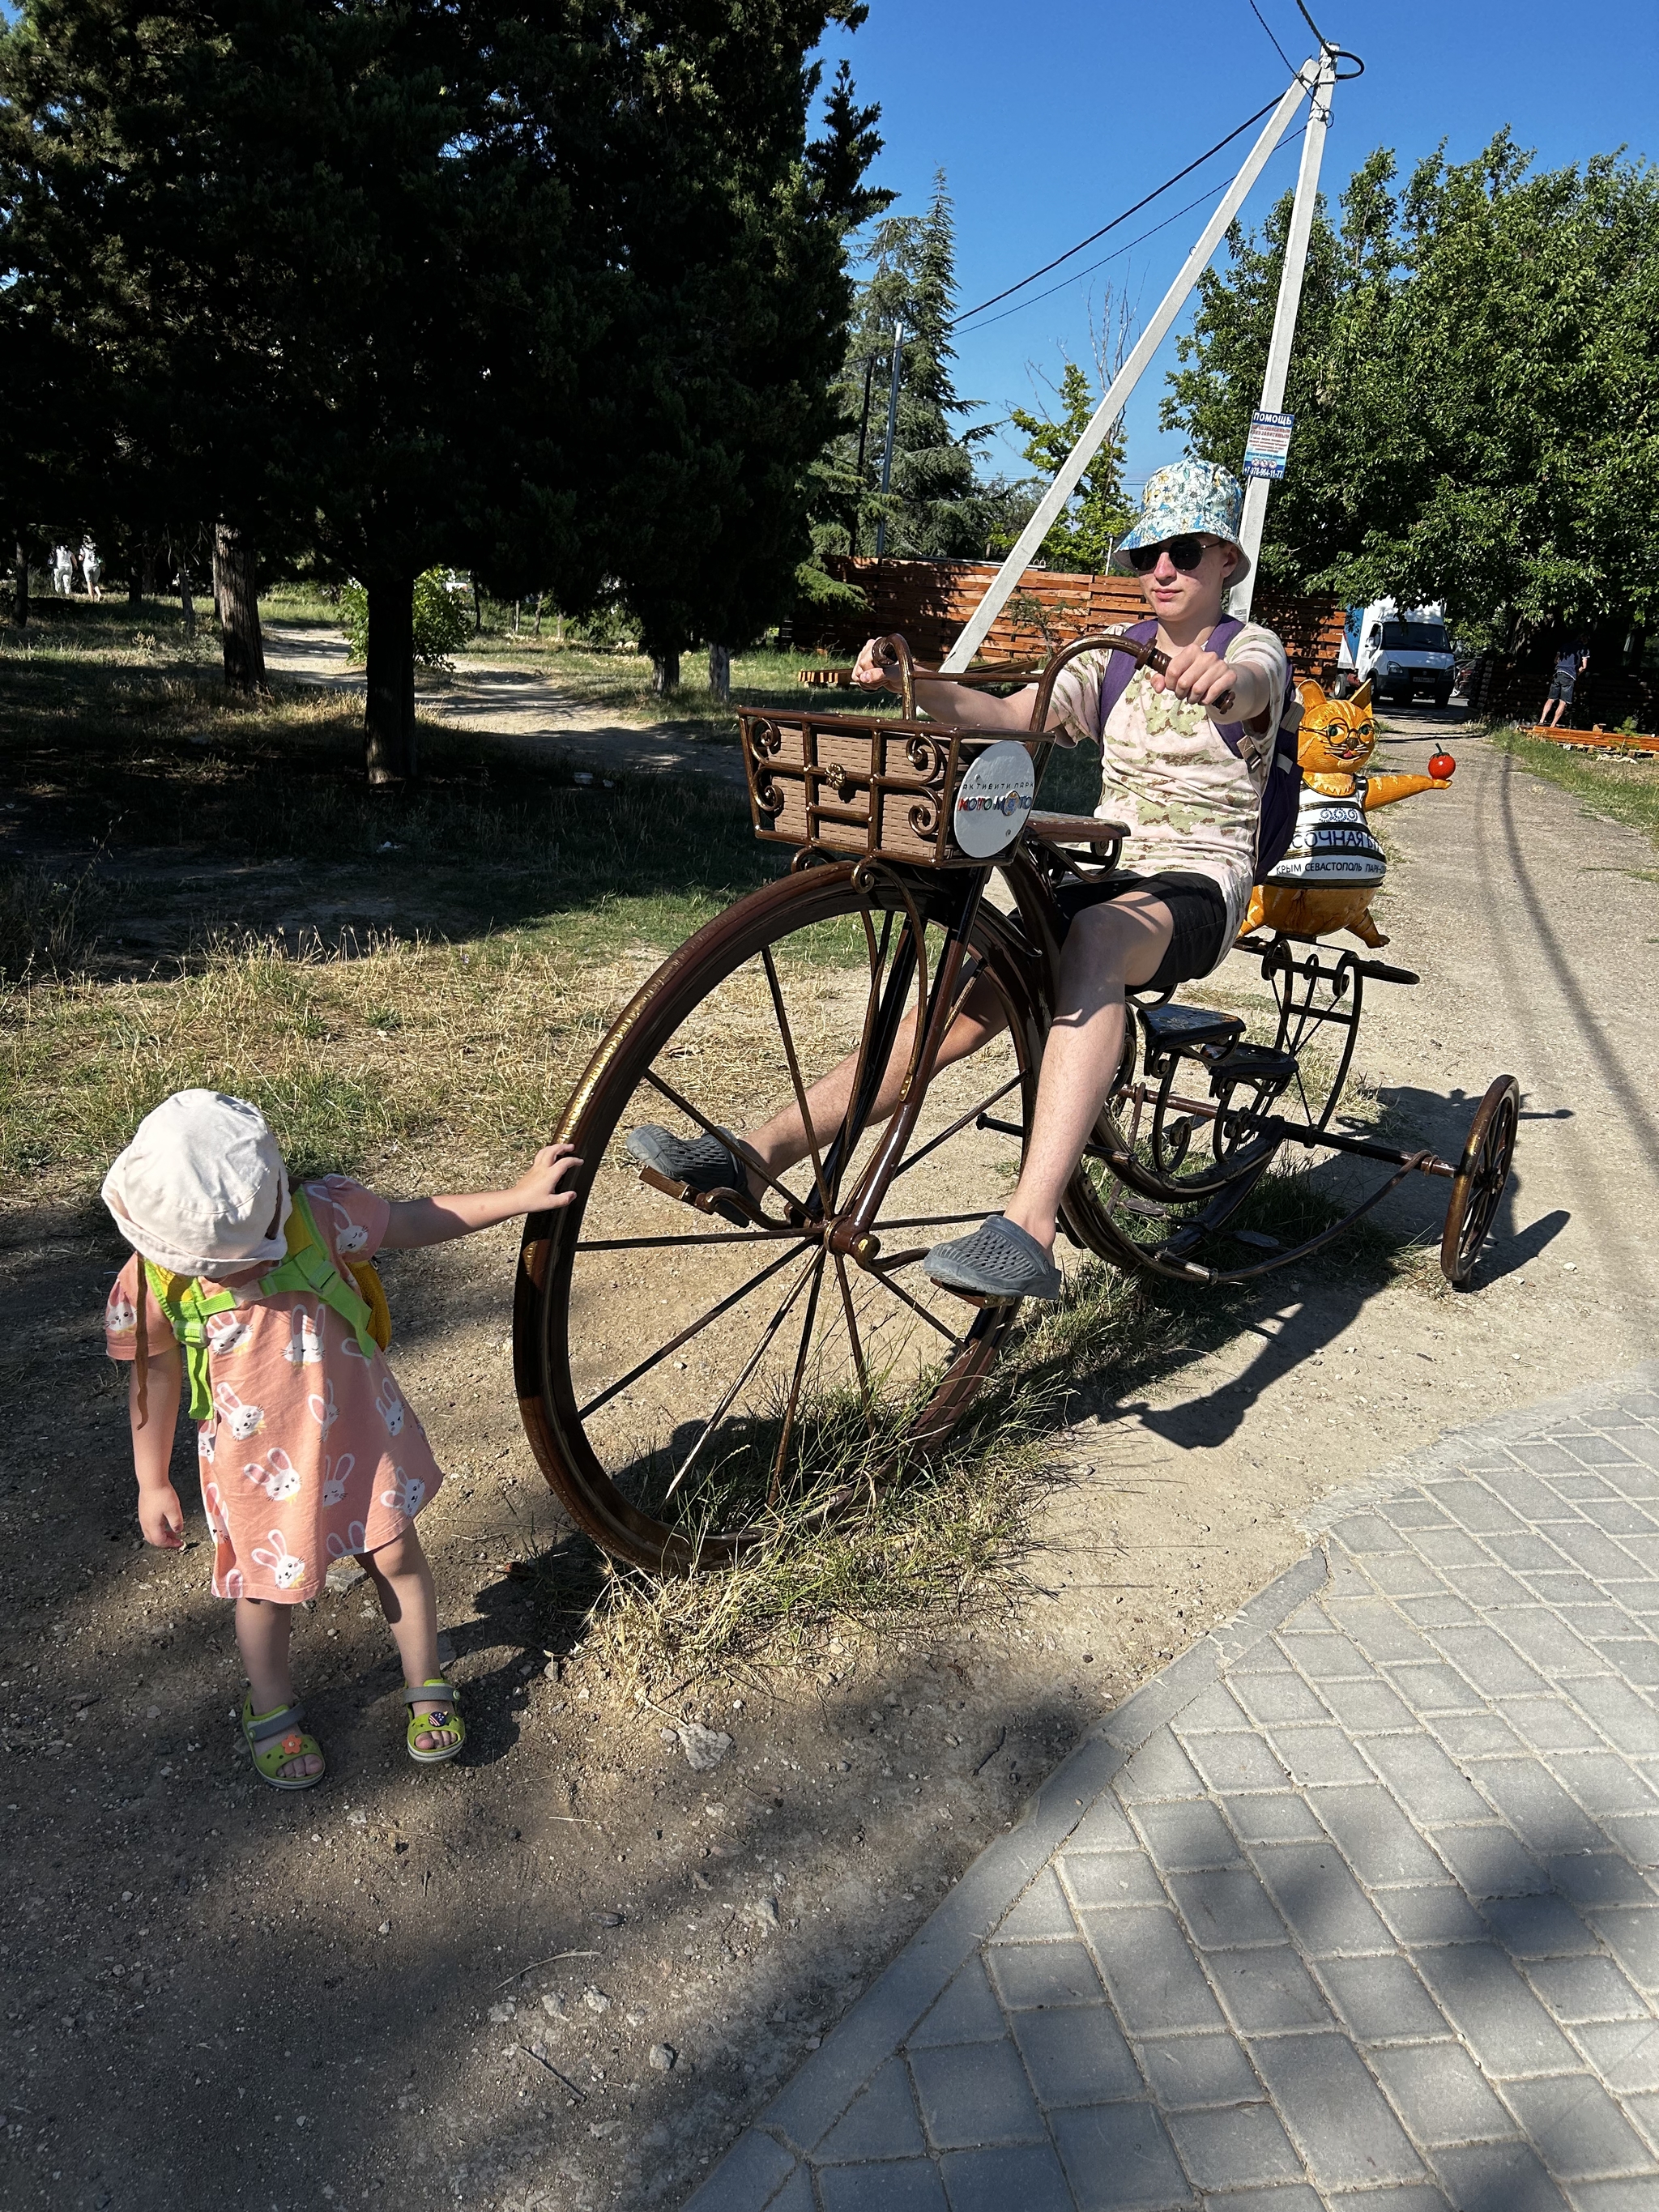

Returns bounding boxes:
[578,1230,784,1252]
[830,1251,872,1404]
[761,944,834,1218]
[640,1066,804,1213]
[578,1240,806,1420]
[862,1264,970,1352]
[872,1210,1000,1232]
[661,1248,823,1504]
[888,1072,1023,1184]
[769,1254,827,1502]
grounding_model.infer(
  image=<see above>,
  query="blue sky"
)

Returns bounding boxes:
[820,0,1659,490]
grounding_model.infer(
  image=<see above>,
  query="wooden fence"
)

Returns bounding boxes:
[790,556,1349,684]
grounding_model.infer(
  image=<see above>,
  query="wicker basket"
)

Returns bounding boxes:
[738,709,1031,868]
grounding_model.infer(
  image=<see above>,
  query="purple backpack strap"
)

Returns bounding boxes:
[1094,616,1247,749]
[1094,618,1159,728]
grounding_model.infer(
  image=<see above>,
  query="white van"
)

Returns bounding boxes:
[1337,599,1456,707]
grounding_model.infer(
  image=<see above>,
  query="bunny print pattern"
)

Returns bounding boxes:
[104,1174,442,1601]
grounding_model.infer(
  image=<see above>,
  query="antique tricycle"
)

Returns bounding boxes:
[514,633,1518,1571]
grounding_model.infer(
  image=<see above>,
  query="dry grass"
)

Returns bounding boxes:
[0,929,640,1187]
[569,1154,1388,1693]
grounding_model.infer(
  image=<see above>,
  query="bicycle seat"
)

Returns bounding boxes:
[1209,1042,1298,1089]
[1139,1004,1244,1060]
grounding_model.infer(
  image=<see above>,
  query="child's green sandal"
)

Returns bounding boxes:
[404,1677,465,1766]
[241,1695,326,1790]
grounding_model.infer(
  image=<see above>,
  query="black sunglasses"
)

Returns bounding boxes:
[1126,533,1211,575]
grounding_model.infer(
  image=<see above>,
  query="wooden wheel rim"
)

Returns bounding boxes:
[1440,1074,1520,1289]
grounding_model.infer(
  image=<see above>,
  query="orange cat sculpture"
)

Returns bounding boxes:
[1242,678,1453,948]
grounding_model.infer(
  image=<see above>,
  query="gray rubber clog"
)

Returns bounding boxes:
[923,1214,1063,1303]
[626,1123,753,1225]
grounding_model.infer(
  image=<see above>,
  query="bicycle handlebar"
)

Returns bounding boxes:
[867,629,1235,731]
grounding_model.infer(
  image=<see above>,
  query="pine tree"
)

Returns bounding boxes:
[834,172,992,561]
[603,43,890,673]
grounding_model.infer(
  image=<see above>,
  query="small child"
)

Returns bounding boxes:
[102,1089,578,1791]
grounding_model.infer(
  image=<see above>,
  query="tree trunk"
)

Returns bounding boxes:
[12,542,28,629]
[141,541,159,597]
[650,649,680,695]
[471,574,483,633]
[365,573,416,784]
[179,565,196,637]
[533,594,544,637]
[213,522,267,693]
[708,643,731,704]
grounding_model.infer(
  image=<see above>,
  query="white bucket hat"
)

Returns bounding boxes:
[1114,459,1250,584]
[102,1089,292,1278]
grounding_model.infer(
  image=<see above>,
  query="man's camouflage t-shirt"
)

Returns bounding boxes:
[1049,621,1291,953]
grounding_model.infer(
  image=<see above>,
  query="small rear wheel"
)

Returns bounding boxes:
[1440,1074,1520,1289]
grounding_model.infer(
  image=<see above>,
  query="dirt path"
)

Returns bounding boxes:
[1023,709,1659,1681]
[6,715,1658,2212]
[263,622,749,786]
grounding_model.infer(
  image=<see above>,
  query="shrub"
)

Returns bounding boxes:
[339,569,471,670]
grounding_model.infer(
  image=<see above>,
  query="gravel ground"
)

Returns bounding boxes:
[5,714,1657,2212]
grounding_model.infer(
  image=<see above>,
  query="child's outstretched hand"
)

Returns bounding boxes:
[510,1142,582,1214]
[138,1481,185,1549]
[381,1143,586,1248]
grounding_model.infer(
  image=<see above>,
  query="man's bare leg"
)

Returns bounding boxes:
[1000,892,1173,1255]
[741,978,1010,1189]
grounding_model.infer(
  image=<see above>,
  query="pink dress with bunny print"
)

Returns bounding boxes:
[103,1175,443,1602]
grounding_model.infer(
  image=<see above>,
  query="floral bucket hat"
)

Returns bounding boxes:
[1114,458,1250,584]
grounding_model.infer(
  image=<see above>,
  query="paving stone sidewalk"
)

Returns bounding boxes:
[684,1364,1659,2212]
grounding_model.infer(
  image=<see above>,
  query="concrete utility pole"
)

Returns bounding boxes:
[941,59,1320,676]
[1230,47,1337,620]
[873,325,906,560]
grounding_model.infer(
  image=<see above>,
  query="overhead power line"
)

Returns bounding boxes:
[949,91,1290,326]
[1246,0,1296,75]
[955,124,1310,337]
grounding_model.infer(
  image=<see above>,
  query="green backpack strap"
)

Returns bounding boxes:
[143,1188,382,1425]
[258,1187,379,1360]
[142,1264,237,1423]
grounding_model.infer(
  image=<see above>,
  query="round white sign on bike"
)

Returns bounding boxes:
[952,741,1036,859]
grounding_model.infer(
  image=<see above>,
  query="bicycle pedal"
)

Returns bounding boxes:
[638,1165,693,1202]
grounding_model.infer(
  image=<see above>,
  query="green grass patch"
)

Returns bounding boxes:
[1,604,782,962]
[1491,723,1659,853]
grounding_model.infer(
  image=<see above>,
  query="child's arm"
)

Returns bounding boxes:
[379,1142,582,1251]
[131,1343,185,1549]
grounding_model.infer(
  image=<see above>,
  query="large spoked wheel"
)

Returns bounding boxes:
[1440,1073,1520,1289]
[514,862,1043,1572]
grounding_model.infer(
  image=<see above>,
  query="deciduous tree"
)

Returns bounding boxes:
[1162,135,1659,646]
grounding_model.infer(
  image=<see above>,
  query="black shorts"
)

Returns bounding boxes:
[1546,671,1575,705]
[1052,869,1230,992]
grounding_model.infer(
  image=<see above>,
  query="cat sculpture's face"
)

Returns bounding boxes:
[1296,677,1377,774]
